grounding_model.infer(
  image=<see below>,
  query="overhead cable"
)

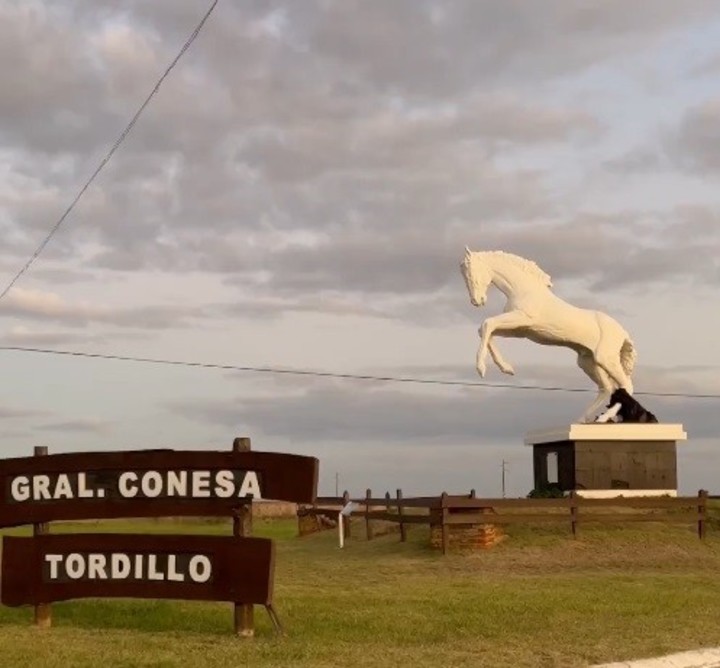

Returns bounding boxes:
[0,345,717,400]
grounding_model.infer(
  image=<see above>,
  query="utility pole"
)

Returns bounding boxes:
[335,472,339,497]
[501,460,507,498]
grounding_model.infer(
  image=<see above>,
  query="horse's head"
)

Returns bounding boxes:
[460,246,492,307]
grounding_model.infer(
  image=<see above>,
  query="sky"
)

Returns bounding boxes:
[1,0,719,498]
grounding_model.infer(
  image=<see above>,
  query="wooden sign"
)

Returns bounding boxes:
[1,534,274,607]
[0,449,318,527]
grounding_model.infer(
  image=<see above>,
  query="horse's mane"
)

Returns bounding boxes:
[480,251,553,288]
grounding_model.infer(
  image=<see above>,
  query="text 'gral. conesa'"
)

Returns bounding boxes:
[7,470,262,502]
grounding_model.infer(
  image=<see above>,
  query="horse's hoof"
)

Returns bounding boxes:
[500,365,515,376]
[476,363,486,378]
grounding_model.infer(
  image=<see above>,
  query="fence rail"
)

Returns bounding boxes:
[298,489,712,554]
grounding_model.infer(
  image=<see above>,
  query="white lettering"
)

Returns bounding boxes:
[66,553,85,579]
[118,472,138,498]
[111,554,131,579]
[192,471,211,498]
[134,554,143,579]
[167,471,187,496]
[88,554,107,579]
[238,472,261,499]
[147,555,164,581]
[188,555,212,583]
[44,554,64,580]
[33,476,51,501]
[214,470,234,498]
[167,555,184,582]
[42,552,217,583]
[77,473,94,499]
[10,476,30,502]
[141,471,163,498]
[54,474,73,499]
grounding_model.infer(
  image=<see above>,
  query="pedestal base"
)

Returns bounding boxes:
[525,423,687,497]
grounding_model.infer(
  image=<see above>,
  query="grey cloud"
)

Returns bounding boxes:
[0,406,48,419]
[689,51,720,77]
[284,1,719,95]
[1,0,719,315]
[0,429,34,440]
[669,98,720,173]
[0,3,669,256]
[36,418,112,434]
[168,378,716,446]
[462,215,720,293]
[0,288,209,330]
[0,2,108,154]
[0,327,107,347]
[259,212,715,300]
[603,147,668,174]
[27,268,103,285]
[169,384,583,444]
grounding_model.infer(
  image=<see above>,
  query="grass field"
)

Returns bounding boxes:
[2,516,720,668]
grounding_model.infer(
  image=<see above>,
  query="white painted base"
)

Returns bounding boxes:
[575,489,677,499]
[524,423,687,446]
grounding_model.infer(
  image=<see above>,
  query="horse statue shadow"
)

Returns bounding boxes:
[460,248,654,424]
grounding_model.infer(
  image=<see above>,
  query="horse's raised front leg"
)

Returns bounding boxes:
[488,340,515,376]
[476,310,531,377]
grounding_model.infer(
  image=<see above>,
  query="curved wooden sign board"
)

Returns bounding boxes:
[0,449,319,527]
[2,534,274,607]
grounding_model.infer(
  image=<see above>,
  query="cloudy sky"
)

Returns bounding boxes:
[1,0,719,498]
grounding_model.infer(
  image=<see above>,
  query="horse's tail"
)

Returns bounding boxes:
[620,338,637,378]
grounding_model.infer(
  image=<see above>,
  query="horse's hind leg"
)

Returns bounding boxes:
[594,315,633,393]
[577,352,614,423]
[595,347,632,393]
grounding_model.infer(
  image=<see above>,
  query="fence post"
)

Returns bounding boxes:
[570,490,578,538]
[233,437,254,637]
[441,492,449,555]
[365,489,373,541]
[296,504,304,537]
[698,489,708,540]
[33,446,51,629]
[342,490,351,539]
[397,489,406,542]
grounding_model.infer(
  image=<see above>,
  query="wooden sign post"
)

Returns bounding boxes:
[233,436,254,637]
[33,446,51,629]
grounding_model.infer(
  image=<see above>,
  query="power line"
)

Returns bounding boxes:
[0,345,718,400]
[0,0,220,303]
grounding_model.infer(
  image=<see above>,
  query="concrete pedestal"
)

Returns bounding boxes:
[524,424,687,498]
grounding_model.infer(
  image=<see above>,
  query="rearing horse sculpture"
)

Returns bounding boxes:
[460,248,637,423]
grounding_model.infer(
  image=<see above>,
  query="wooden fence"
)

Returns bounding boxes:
[298,489,711,555]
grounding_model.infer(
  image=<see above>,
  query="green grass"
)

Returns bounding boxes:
[2,519,720,667]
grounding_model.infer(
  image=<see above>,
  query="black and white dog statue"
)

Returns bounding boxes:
[595,388,659,424]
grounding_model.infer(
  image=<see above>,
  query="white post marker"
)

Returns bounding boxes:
[338,502,358,549]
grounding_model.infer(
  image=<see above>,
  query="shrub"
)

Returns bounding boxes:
[527,484,566,498]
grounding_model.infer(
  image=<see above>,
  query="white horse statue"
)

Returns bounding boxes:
[460,248,637,423]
